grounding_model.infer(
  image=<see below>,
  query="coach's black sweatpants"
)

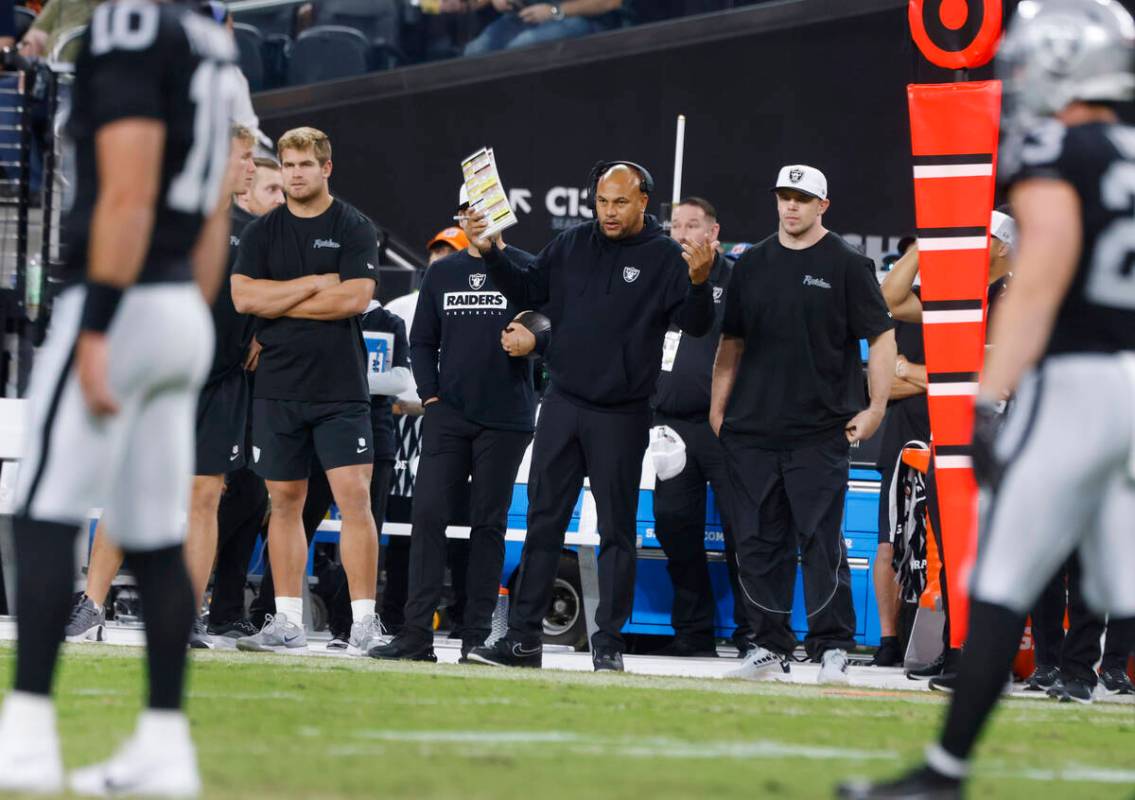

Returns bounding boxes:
[403,401,531,647]
[720,430,857,660]
[252,455,393,636]
[652,414,749,645]
[208,467,269,626]
[1031,556,1105,684]
[509,391,651,652]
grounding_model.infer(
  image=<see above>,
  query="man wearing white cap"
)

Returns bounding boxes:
[711,164,896,684]
[882,207,1014,325]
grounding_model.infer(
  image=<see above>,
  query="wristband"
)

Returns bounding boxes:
[80,282,125,333]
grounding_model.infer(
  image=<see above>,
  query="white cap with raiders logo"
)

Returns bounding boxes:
[773,164,828,201]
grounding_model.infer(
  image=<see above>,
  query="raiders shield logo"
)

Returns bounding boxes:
[623,266,640,284]
[789,168,804,184]
[469,273,487,290]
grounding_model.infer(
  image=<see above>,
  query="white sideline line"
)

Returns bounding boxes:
[332,730,895,762]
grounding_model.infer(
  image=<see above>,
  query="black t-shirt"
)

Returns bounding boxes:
[206,205,256,385]
[721,232,894,448]
[652,253,732,419]
[1001,119,1135,356]
[64,4,239,285]
[411,248,538,431]
[362,307,410,460]
[234,198,378,402]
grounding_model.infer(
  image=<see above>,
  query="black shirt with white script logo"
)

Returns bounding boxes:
[411,249,538,431]
[721,232,893,448]
[234,198,378,402]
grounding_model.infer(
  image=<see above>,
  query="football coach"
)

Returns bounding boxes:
[465,161,716,672]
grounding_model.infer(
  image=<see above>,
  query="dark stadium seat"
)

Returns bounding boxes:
[286,26,370,86]
[262,33,292,91]
[233,23,266,92]
[318,0,400,45]
[14,6,36,39]
[232,6,294,37]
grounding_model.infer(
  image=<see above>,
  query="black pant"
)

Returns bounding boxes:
[252,455,393,637]
[208,467,269,626]
[1102,617,1135,672]
[652,413,749,643]
[403,401,531,645]
[720,431,857,660]
[509,391,651,652]
[1031,556,1105,684]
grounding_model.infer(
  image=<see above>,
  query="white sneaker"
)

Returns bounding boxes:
[0,692,64,794]
[724,646,791,681]
[70,711,200,798]
[818,648,851,685]
[347,613,386,656]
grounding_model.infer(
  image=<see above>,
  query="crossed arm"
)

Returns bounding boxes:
[231,273,375,320]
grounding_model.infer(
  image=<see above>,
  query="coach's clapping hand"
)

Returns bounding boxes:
[501,322,535,357]
[76,332,120,416]
[682,233,717,285]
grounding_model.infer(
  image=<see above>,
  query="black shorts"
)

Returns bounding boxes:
[251,398,373,481]
[195,370,250,476]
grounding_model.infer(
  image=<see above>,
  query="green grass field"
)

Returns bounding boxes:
[1,643,1132,799]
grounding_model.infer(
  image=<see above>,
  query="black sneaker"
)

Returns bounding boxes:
[593,648,624,672]
[459,639,485,664]
[907,647,960,681]
[367,634,437,662]
[1049,677,1094,704]
[1099,666,1135,695]
[871,637,903,667]
[837,765,962,799]
[654,637,718,658]
[1024,664,1061,692]
[466,637,542,668]
[207,618,259,640]
[928,672,957,693]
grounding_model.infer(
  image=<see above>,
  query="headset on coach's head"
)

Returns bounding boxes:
[586,160,656,211]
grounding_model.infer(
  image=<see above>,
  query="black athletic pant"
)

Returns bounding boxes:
[652,413,749,644]
[509,391,651,652]
[403,401,531,646]
[13,517,192,710]
[1102,617,1135,671]
[1030,556,1105,684]
[208,467,269,626]
[720,430,857,660]
[252,456,393,636]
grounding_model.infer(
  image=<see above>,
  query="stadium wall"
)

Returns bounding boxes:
[254,0,996,268]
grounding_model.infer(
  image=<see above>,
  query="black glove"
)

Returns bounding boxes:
[970,398,1004,488]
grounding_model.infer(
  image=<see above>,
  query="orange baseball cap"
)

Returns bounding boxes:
[427,226,469,251]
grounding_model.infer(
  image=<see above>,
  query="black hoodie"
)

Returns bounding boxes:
[483,215,713,410]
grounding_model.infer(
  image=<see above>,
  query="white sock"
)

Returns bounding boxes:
[351,599,376,624]
[925,744,969,779]
[137,709,189,743]
[275,597,303,625]
[86,595,103,613]
[1,691,55,736]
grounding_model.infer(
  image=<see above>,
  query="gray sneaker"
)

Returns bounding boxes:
[347,613,386,656]
[234,613,307,653]
[65,595,105,643]
[188,616,214,650]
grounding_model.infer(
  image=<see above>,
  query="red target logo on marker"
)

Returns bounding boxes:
[909,0,1003,69]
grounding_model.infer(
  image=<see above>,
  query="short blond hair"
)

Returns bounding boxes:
[277,127,332,165]
[231,124,255,145]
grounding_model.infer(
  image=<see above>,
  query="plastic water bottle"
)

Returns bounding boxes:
[486,586,509,646]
